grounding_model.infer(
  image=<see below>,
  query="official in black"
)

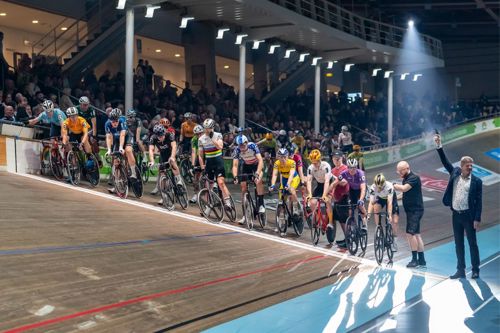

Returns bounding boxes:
[434,134,482,279]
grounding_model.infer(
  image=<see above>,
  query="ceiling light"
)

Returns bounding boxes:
[174,53,181,57]
[299,53,310,62]
[235,33,248,45]
[327,61,334,69]
[179,16,194,28]
[116,0,126,9]
[60,27,68,31]
[334,60,338,63]
[344,63,354,72]
[268,44,280,54]
[408,20,414,28]
[413,74,422,81]
[155,49,161,53]
[284,49,296,58]
[224,65,229,69]
[32,20,39,24]
[252,40,264,49]
[325,73,333,78]
[384,70,394,78]
[216,28,229,39]
[311,57,322,66]
[145,5,161,18]
[0,13,6,16]
[400,72,410,80]
[372,68,382,76]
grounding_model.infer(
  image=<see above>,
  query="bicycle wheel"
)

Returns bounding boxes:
[159,175,175,210]
[175,181,189,210]
[292,209,304,236]
[141,162,150,183]
[114,164,129,199]
[198,188,224,223]
[41,147,51,176]
[49,149,65,181]
[374,224,384,265]
[131,166,144,198]
[358,214,368,252]
[345,217,358,255]
[275,203,288,236]
[311,210,321,246]
[66,151,81,185]
[180,159,193,184]
[224,196,237,223]
[86,154,100,187]
[386,223,394,262]
[242,192,254,230]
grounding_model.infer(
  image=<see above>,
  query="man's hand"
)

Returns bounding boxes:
[474,221,480,230]
[119,147,125,155]
[434,134,442,148]
[105,149,111,158]
[209,132,214,139]
[357,199,364,207]
[233,177,239,185]
[148,161,155,168]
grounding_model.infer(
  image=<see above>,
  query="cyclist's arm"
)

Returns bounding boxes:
[270,168,278,187]
[119,130,126,150]
[306,174,313,197]
[359,182,367,201]
[170,141,177,160]
[106,133,112,151]
[135,126,141,143]
[387,193,393,216]
[328,177,339,193]
[191,146,197,166]
[61,124,69,144]
[148,143,155,164]
[256,153,263,177]
[198,146,205,169]
[232,159,239,179]
[81,125,89,144]
[91,117,97,137]
[212,135,224,150]
[28,115,41,126]
[323,174,332,198]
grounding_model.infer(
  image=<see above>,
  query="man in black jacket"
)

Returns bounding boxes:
[434,134,482,279]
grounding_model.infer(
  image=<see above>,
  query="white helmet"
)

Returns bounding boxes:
[42,100,54,112]
[346,158,358,168]
[341,125,348,132]
[203,118,215,129]
[79,96,90,105]
[236,135,248,145]
[279,130,286,136]
[66,106,79,116]
[193,124,203,134]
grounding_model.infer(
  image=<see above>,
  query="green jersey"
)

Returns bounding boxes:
[76,105,96,126]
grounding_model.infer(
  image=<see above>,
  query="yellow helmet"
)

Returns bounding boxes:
[353,144,361,152]
[265,133,273,140]
[309,149,322,162]
[374,173,386,187]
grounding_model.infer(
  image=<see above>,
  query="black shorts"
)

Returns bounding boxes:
[112,134,130,151]
[334,195,349,224]
[406,210,423,235]
[159,149,173,163]
[181,138,192,154]
[312,182,325,197]
[374,195,399,215]
[50,124,61,138]
[349,189,362,205]
[240,163,258,181]
[69,133,83,144]
[206,158,226,180]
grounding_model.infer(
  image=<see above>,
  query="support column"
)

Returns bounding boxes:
[388,76,393,144]
[239,44,246,128]
[253,48,268,99]
[125,8,134,112]
[314,64,321,134]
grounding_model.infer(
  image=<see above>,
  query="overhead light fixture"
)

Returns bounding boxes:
[344,63,354,72]
[372,68,382,76]
[224,65,229,69]
[268,44,280,54]
[298,53,310,62]
[311,56,322,66]
[400,72,410,80]
[284,49,296,58]
[252,40,264,49]
[60,27,68,31]
[155,49,162,53]
[0,13,6,16]
[145,5,161,18]
[32,20,39,24]
[325,73,333,78]
[174,53,181,57]
[408,19,414,28]
[235,33,248,45]
[384,70,394,78]
[116,0,126,10]
[413,74,422,81]
[216,28,229,39]
[333,60,338,63]
[327,61,334,69]
[179,16,194,27]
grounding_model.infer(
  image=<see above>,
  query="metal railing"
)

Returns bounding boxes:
[270,0,443,59]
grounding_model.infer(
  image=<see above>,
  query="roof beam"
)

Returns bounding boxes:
[475,0,500,26]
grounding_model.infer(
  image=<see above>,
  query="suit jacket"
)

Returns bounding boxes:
[436,147,482,222]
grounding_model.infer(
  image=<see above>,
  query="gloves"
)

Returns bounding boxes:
[119,147,125,155]
[268,185,275,192]
[357,199,365,207]
[233,177,239,185]
[78,142,84,150]
[209,131,214,138]
[306,195,312,201]
[105,149,111,158]
[148,161,155,168]
[322,195,329,202]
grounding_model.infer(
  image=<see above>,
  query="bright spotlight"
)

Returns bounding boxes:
[268,44,280,54]
[216,28,229,39]
[235,34,248,45]
[327,61,334,69]
[252,40,264,49]
[311,57,322,66]
[179,16,194,28]
[384,70,394,78]
[408,20,414,28]
[146,5,161,18]
[372,68,382,76]
[284,49,296,58]
[413,74,422,81]
[299,53,310,62]
[400,72,410,80]
[116,0,126,10]
[344,63,354,72]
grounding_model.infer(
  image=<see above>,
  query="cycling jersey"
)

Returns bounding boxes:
[105,116,128,139]
[292,153,303,169]
[181,121,195,138]
[126,117,141,136]
[307,161,332,184]
[338,168,366,190]
[36,109,66,126]
[199,132,223,159]
[259,138,277,149]
[150,132,175,153]
[273,158,297,178]
[369,182,394,201]
[76,105,96,125]
[191,135,199,152]
[232,142,260,165]
[63,116,89,134]
[331,164,349,202]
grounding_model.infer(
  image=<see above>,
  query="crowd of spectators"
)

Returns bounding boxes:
[1,53,498,158]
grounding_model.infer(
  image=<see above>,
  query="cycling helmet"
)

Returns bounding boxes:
[236,135,248,145]
[159,118,170,127]
[79,96,90,105]
[193,124,203,134]
[66,106,78,116]
[109,108,121,121]
[346,158,358,168]
[277,148,289,157]
[374,173,386,188]
[341,125,348,132]
[309,149,322,162]
[153,124,167,136]
[126,109,137,118]
[42,100,54,112]
[353,144,361,151]
[203,118,215,129]
[184,112,191,118]
[278,130,286,136]
[265,133,273,140]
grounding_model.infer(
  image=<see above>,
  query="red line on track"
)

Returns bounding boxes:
[4,255,326,333]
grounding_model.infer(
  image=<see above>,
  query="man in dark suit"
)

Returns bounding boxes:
[434,134,482,279]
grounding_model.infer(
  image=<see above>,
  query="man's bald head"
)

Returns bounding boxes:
[397,160,410,178]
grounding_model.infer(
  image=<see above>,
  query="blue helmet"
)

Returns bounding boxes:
[126,109,137,118]
[236,135,248,145]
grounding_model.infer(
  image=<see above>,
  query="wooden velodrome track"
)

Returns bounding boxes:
[0,131,498,332]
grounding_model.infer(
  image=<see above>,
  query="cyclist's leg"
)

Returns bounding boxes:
[288,175,301,213]
[124,138,137,178]
[391,194,400,237]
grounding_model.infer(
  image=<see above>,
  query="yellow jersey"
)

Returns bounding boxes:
[181,121,196,138]
[63,116,88,135]
[273,158,297,178]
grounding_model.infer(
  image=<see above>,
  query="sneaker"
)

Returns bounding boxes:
[258,205,266,214]
[189,194,197,204]
[150,187,158,195]
[326,225,335,244]
[418,260,427,268]
[238,217,246,225]
[406,260,419,268]
[336,240,347,248]
[280,232,286,237]
[108,187,115,194]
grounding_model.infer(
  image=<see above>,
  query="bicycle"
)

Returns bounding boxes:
[238,173,267,230]
[274,188,304,237]
[340,203,368,255]
[109,151,143,199]
[178,153,194,184]
[157,161,189,211]
[66,141,100,187]
[134,144,152,184]
[41,138,65,181]
[372,212,394,264]
[308,197,335,246]
[197,172,225,223]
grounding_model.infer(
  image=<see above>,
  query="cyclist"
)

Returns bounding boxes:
[180,112,196,154]
[305,149,336,243]
[160,117,176,137]
[347,144,365,171]
[367,173,399,251]
[76,96,97,141]
[257,133,277,157]
[198,118,232,208]
[29,100,66,139]
[328,150,350,248]
[61,106,92,157]
[232,134,265,224]
[104,108,138,180]
[291,144,306,184]
[276,130,291,150]
[339,125,353,154]
[125,109,147,161]
[189,124,204,203]
[336,158,367,231]
[269,148,302,220]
